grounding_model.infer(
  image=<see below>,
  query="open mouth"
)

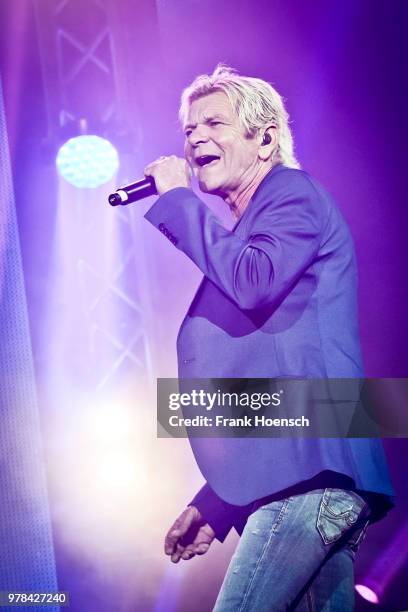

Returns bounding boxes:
[195,154,221,167]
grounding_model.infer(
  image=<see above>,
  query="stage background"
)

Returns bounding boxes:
[0,1,407,610]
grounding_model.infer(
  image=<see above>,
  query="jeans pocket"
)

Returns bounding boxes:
[316,488,368,546]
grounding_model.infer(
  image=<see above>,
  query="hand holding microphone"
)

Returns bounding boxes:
[145,155,191,195]
[109,155,191,206]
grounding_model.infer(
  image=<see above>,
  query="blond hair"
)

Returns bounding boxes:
[179,64,300,169]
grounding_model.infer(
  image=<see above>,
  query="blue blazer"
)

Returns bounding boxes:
[145,164,394,535]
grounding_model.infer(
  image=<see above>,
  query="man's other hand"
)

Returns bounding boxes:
[144,155,191,195]
[164,505,216,563]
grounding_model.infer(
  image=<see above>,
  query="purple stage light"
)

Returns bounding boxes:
[355,519,408,607]
[355,584,380,605]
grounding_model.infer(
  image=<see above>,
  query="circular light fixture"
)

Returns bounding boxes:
[355,584,380,604]
[56,135,119,188]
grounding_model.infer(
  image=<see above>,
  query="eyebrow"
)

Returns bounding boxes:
[184,114,228,131]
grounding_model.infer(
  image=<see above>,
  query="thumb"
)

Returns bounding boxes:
[176,507,197,533]
[183,506,203,531]
[165,507,199,554]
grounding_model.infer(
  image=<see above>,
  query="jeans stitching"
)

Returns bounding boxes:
[238,498,291,612]
[272,497,290,535]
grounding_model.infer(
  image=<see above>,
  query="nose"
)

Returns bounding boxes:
[188,124,210,148]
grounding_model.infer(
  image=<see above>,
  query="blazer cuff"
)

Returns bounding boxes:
[189,483,249,543]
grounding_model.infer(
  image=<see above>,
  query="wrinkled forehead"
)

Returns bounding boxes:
[183,90,237,128]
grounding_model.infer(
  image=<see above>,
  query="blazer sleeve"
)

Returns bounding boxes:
[189,483,252,543]
[144,173,328,311]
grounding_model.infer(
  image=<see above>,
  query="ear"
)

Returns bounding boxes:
[258,126,278,161]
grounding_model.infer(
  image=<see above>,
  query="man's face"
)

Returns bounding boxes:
[184,91,261,198]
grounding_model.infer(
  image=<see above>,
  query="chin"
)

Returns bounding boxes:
[198,177,224,196]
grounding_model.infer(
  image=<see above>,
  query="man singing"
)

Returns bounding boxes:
[144,65,394,611]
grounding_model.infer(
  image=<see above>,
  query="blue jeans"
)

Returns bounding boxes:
[213,489,370,611]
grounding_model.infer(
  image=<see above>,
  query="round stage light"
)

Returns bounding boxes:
[56,135,119,188]
[355,584,380,604]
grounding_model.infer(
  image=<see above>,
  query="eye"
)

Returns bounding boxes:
[210,121,221,127]
[185,129,192,137]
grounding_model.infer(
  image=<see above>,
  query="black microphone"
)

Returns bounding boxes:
[108,176,157,206]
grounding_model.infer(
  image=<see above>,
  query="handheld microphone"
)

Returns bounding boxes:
[108,176,157,206]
